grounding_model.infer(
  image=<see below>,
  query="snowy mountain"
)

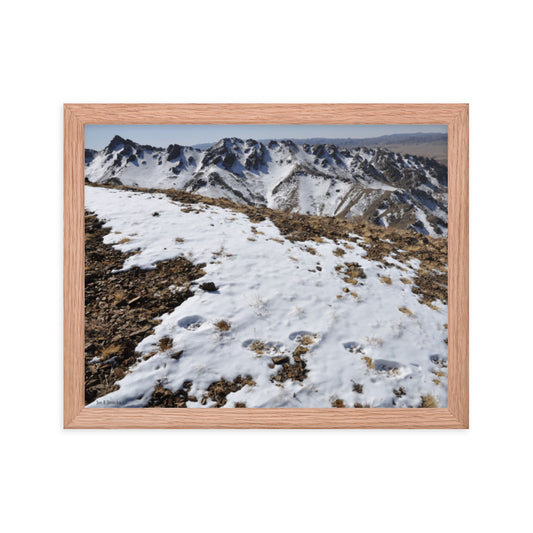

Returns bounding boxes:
[85,185,448,409]
[85,136,448,236]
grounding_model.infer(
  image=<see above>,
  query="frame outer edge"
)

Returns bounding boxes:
[64,104,469,429]
[448,104,469,428]
[64,105,85,427]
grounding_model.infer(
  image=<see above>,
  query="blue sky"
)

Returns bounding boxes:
[85,124,447,150]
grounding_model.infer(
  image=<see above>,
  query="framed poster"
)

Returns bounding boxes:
[64,104,468,428]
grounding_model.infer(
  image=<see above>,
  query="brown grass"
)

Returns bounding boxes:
[331,399,346,408]
[400,277,412,284]
[293,345,309,357]
[421,394,438,408]
[249,340,266,354]
[398,307,413,316]
[352,383,363,394]
[336,262,366,285]
[214,320,231,331]
[333,247,346,257]
[100,344,123,361]
[379,275,392,285]
[299,335,315,346]
[158,336,173,351]
[117,238,131,244]
[362,356,375,369]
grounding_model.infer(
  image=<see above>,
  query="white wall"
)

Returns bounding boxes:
[2,1,531,531]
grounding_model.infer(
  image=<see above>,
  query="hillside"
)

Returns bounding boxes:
[85,183,448,409]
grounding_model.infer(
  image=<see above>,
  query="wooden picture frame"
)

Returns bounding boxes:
[64,104,468,428]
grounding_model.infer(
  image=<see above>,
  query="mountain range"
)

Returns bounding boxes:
[85,135,448,236]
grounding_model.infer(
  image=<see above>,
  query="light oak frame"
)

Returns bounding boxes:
[64,104,468,428]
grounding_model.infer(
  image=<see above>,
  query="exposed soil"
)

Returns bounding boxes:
[332,399,346,408]
[84,212,205,405]
[271,344,309,383]
[147,380,196,408]
[203,376,256,407]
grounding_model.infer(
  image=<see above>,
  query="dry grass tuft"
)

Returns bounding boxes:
[398,307,413,316]
[333,247,346,257]
[420,394,438,408]
[293,345,309,357]
[299,335,315,346]
[336,262,366,285]
[175,237,184,243]
[249,340,266,355]
[352,382,363,394]
[362,356,375,369]
[214,320,231,331]
[379,275,392,285]
[158,336,173,351]
[331,399,346,408]
[100,344,123,361]
[118,238,131,244]
[400,277,412,284]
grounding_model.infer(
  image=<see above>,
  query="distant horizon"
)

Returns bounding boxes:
[85,124,447,151]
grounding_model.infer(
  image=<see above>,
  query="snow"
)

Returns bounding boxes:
[85,139,448,236]
[85,186,448,408]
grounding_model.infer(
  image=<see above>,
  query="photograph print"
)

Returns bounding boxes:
[84,124,448,408]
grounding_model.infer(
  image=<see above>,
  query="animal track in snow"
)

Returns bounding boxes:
[177,315,205,331]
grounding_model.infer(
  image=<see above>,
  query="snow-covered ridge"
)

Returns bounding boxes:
[85,136,448,236]
[85,185,448,409]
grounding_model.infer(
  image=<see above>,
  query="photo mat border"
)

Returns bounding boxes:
[64,104,468,428]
